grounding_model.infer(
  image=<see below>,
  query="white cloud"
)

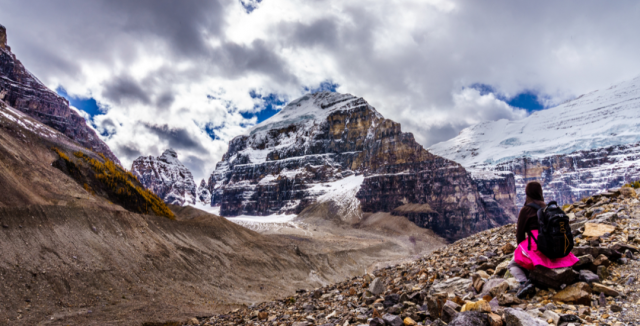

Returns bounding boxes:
[2,0,640,180]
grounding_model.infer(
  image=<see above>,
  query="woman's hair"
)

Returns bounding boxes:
[525,181,544,201]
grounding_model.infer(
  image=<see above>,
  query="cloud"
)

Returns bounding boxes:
[2,0,640,180]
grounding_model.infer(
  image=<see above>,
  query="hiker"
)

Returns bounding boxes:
[508,181,579,298]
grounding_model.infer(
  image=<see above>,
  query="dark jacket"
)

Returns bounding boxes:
[516,182,546,244]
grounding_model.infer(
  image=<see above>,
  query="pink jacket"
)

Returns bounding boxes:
[514,230,579,270]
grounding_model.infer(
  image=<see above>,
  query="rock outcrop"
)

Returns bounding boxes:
[204,92,516,240]
[0,26,119,164]
[131,149,197,206]
[430,76,640,206]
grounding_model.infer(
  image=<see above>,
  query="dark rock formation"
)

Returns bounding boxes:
[131,149,197,206]
[0,26,119,164]
[204,92,516,240]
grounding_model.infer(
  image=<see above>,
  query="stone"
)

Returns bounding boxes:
[591,283,621,297]
[619,187,636,198]
[610,304,622,312]
[487,313,504,326]
[494,260,510,276]
[572,254,594,270]
[489,280,510,297]
[461,299,491,313]
[597,265,609,280]
[551,282,591,305]
[558,314,580,324]
[448,311,489,326]
[258,311,268,320]
[503,308,548,326]
[403,317,417,326]
[369,278,385,296]
[599,292,607,307]
[529,266,578,289]
[578,306,590,316]
[610,242,639,253]
[578,269,599,283]
[186,318,199,325]
[426,293,448,320]
[442,300,460,323]
[384,294,400,308]
[593,254,611,267]
[369,317,385,326]
[430,277,472,296]
[542,310,560,325]
[382,314,403,326]
[497,293,522,306]
[501,243,516,255]
[473,277,485,293]
[583,223,616,237]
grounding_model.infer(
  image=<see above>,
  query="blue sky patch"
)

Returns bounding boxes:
[56,87,103,118]
[241,90,287,124]
[469,83,545,112]
[304,80,339,94]
[240,0,262,13]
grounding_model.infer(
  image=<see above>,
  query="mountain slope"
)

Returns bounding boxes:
[0,25,120,164]
[131,148,197,206]
[430,76,640,205]
[203,92,517,240]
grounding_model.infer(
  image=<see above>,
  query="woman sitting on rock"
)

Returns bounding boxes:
[508,181,579,299]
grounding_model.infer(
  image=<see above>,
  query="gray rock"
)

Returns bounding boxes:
[578,269,599,283]
[369,317,385,326]
[382,313,403,326]
[442,300,460,323]
[448,311,489,326]
[430,277,472,296]
[542,310,560,325]
[504,308,548,326]
[369,278,385,296]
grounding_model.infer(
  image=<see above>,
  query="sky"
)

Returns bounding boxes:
[1,0,640,181]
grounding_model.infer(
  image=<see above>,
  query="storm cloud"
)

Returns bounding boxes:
[2,0,640,180]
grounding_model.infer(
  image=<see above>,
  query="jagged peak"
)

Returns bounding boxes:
[0,24,6,49]
[159,148,180,164]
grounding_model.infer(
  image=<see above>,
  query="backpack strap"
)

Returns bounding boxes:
[526,229,539,251]
[524,203,541,250]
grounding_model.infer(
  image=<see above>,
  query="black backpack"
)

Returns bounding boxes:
[526,201,574,259]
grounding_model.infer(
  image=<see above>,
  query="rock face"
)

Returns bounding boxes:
[430,76,640,206]
[0,26,120,164]
[131,149,197,206]
[204,92,516,240]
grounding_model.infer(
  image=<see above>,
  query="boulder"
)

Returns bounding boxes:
[383,294,400,308]
[494,260,510,276]
[488,280,510,297]
[369,317,385,326]
[501,243,516,255]
[578,269,599,283]
[487,312,504,326]
[583,223,616,237]
[448,311,489,326]
[369,278,385,296]
[503,308,548,326]
[551,282,591,305]
[529,266,578,289]
[591,283,621,297]
[497,293,522,306]
[542,310,560,325]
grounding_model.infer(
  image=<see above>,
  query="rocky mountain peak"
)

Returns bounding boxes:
[131,149,197,206]
[206,91,517,240]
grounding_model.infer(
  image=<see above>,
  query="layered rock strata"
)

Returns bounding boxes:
[0,26,119,164]
[204,92,516,240]
[430,76,640,206]
[131,149,197,206]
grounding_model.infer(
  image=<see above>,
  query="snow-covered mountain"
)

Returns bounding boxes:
[430,76,640,205]
[131,149,197,206]
[202,91,517,240]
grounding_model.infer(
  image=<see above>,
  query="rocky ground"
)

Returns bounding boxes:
[193,186,640,326]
